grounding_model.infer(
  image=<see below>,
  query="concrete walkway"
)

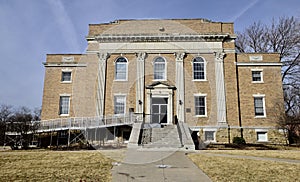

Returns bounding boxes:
[112,148,211,182]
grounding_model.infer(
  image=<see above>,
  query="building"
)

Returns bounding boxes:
[41,19,285,147]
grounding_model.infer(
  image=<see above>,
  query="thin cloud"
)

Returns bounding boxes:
[229,0,259,22]
[47,0,81,52]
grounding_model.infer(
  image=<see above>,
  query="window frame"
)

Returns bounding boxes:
[153,56,167,81]
[192,57,206,81]
[114,95,126,115]
[253,94,266,118]
[256,129,268,142]
[61,70,72,83]
[114,57,128,81]
[194,94,207,117]
[251,69,263,83]
[203,129,217,142]
[59,94,71,116]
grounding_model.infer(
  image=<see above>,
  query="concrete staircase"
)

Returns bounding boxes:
[142,125,182,148]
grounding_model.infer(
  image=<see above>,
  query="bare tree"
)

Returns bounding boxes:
[0,104,13,145]
[236,16,300,144]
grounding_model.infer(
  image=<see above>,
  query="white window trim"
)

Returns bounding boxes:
[203,128,217,143]
[114,57,128,81]
[255,129,268,142]
[61,69,72,83]
[251,69,264,83]
[194,93,207,117]
[253,94,266,118]
[153,56,167,81]
[59,94,71,116]
[114,94,127,116]
[192,56,207,81]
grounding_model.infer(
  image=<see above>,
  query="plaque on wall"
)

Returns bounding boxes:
[186,108,191,113]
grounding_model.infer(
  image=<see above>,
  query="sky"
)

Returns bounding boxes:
[0,0,299,110]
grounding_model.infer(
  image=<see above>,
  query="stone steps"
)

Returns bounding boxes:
[142,125,182,148]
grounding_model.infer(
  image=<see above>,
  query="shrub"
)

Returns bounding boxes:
[233,137,246,145]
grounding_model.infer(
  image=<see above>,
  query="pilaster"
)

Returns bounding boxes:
[175,52,186,122]
[96,52,109,116]
[214,52,227,123]
[136,52,147,117]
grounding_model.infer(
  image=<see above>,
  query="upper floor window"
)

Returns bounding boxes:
[252,70,263,83]
[254,95,266,117]
[154,57,166,80]
[59,96,70,115]
[115,57,128,81]
[61,71,72,82]
[193,57,205,80]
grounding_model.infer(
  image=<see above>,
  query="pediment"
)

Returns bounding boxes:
[146,81,176,90]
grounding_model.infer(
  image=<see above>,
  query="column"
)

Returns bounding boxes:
[136,52,147,116]
[175,52,185,122]
[96,52,109,117]
[214,52,227,123]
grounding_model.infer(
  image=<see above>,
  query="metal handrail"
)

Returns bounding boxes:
[35,114,138,132]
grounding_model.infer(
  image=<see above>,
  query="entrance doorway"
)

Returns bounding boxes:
[151,98,168,124]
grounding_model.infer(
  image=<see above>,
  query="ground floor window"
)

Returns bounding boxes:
[194,95,206,116]
[114,95,126,115]
[204,130,215,142]
[257,131,268,142]
[59,96,70,115]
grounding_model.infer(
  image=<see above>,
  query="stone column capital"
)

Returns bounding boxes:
[97,52,110,61]
[136,52,147,61]
[174,52,186,61]
[214,51,226,62]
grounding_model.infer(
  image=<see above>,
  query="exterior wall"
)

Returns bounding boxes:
[196,127,286,144]
[41,19,286,144]
[237,54,284,127]
[184,53,217,126]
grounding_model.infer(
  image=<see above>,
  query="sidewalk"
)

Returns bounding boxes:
[111,148,211,182]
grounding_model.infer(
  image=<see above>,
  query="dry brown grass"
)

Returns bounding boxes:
[189,151,300,182]
[202,150,300,160]
[0,150,113,181]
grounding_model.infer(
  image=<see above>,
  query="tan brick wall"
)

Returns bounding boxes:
[197,127,286,144]
[237,65,284,127]
[184,53,217,126]
[224,53,239,126]
[88,19,234,36]
[237,53,280,63]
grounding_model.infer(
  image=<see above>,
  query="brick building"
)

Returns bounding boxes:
[41,19,285,146]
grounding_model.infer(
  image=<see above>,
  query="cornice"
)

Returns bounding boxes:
[87,34,233,43]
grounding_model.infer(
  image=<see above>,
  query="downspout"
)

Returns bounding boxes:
[235,53,243,138]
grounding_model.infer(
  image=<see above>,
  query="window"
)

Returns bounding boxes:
[115,57,128,80]
[195,96,206,116]
[59,96,70,115]
[257,131,268,142]
[254,96,266,117]
[252,70,263,82]
[204,131,215,142]
[154,57,166,80]
[61,71,72,82]
[114,95,126,115]
[193,57,205,80]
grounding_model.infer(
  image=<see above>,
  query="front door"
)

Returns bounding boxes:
[151,98,168,124]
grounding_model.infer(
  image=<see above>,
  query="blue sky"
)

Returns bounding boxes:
[0,0,299,109]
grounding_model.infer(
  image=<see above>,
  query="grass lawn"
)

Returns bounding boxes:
[201,150,300,160]
[0,150,113,182]
[189,150,300,182]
